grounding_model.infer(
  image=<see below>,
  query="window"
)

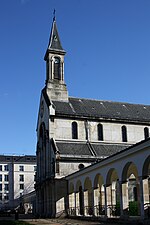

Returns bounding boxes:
[144,127,149,140]
[4,184,9,191]
[34,166,37,171]
[19,165,24,171]
[4,194,9,201]
[20,184,24,190]
[122,125,127,142]
[56,161,59,174]
[4,175,9,182]
[78,164,85,170]
[0,193,2,201]
[72,122,78,139]
[0,175,2,182]
[4,165,9,171]
[54,57,61,80]
[19,175,24,182]
[0,165,2,171]
[97,124,103,141]
[0,184,2,191]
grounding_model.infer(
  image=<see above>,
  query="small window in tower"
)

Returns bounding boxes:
[144,127,149,139]
[54,57,61,80]
[72,122,78,139]
[56,161,60,174]
[97,124,103,141]
[122,125,127,142]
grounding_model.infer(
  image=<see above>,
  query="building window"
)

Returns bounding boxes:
[34,166,37,171]
[20,184,24,190]
[4,194,9,201]
[78,164,85,170]
[122,125,127,142]
[72,122,78,139]
[0,193,2,201]
[54,57,61,80]
[4,184,9,191]
[56,161,59,174]
[0,184,2,191]
[97,123,103,141]
[0,165,2,171]
[4,165,9,171]
[0,175,2,182]
[19,165,24,171]
[4,175,9,182]
[19,175,24,182]
[144,127,149,140]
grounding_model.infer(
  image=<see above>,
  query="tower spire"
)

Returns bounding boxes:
[44,13,68,101]
[44,11,66,60]
[53,9,56,21]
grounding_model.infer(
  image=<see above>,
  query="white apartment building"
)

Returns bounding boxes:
[0,155,36,210]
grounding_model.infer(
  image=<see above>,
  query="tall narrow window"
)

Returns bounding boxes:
[4,175,9,182]
[122,125,127,142]
[144,127,149,139]
[54,57,61,80]
[72,122,78,139]
[97,124,103,141]
[4,165,9,171]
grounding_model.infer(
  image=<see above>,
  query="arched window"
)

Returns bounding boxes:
[72,122,78,139]
[122,125,127,142]
[54,57,61,80]
[144,127,149,140]
[97,124,103,141]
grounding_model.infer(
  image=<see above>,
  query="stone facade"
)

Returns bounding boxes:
[35,17,150,217]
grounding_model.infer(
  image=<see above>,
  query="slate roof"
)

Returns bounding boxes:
[0,155,36,163]
[54,140,130,158]
[51,97,150,123]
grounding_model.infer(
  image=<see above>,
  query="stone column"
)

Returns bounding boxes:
[74,192,76,215]
[118,180,123,217]
[104,184,108,217]
[138,176,144,219]
[91,187,95,216]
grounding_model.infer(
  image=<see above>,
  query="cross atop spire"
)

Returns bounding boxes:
[53,9,56,21]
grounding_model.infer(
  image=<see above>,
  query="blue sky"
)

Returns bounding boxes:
[0,0,150,155]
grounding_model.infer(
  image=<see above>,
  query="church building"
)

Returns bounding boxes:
[35,16,150,217]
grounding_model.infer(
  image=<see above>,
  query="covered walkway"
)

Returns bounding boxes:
[66,138,150,223]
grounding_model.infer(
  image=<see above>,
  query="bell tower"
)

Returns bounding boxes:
[44,15,68,101]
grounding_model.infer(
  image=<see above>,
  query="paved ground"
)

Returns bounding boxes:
[21,218,114,225]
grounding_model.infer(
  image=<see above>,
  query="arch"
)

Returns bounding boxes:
[76,180,82,192]
[106,168,119,186]
[38,122,47,179]
[84,177,92,191]
[54,57,61,80]
[72,121,78,139]
[122,125,127,142]
[144,127,149,140]
[142,155,150,178]
[75,180,83,215]
[122,162,138,182]
[69,182,74,194]
[93,174,105,216]
[84,177,93,215]
[122,162,140,216]
[97,124,103,141]
[94,173,104,188]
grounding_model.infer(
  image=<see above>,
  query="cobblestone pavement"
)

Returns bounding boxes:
[21,218,114,225]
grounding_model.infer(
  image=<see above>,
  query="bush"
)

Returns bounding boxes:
[129,201,138,216]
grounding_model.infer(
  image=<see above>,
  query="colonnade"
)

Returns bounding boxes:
[68,156,150,219]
